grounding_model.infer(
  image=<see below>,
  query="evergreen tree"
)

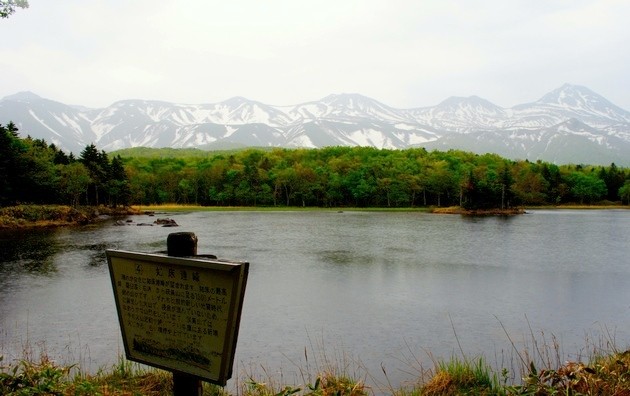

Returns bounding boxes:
[80,144,110,205]
[51,143,72,165]
[0,123,27,205]
[107,155,131,206]
[599,163,625,202]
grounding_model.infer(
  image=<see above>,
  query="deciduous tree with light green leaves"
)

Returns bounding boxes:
[567,171,607,204]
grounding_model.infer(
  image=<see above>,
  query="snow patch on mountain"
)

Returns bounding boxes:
[1,84,630,165]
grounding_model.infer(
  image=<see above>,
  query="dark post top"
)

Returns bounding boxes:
[167,232,198,257]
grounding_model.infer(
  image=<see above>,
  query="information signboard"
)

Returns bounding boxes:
[106,250,248,386]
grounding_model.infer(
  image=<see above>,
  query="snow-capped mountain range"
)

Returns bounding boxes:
[1,83,630,166]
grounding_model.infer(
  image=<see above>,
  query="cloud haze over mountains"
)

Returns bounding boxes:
[1,84,629,166]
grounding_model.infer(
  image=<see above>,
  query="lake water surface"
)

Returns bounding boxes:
[1,210,629,391]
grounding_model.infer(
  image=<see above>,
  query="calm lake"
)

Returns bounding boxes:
[1,209,630,391]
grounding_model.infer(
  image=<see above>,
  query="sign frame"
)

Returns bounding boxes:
[106,249,248,386]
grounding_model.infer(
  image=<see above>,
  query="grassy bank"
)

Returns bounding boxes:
[0,205,141,229]
[3,344,630,395]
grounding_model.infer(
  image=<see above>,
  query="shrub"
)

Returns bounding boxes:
[0,354,70,395]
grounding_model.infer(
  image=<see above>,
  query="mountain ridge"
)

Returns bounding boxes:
[1,84,629,166]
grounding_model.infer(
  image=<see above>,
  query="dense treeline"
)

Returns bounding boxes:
[118,146,630,208]
[0,123,130,207]
[2,123,630,209]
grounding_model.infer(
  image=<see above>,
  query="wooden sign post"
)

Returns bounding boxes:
[169,232,201,396]
[106,232,249,395]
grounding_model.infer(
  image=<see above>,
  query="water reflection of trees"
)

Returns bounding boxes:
[76,242,110,267]
[0,229,59,275]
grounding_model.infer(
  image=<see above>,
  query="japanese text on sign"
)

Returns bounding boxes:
[107,250,248,385]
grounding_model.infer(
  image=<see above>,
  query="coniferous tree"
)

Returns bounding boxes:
[107,155,131,206]
[0,123,27,205]
[599,163,625,202]
[51,143,72,165]
[80,144,110,205]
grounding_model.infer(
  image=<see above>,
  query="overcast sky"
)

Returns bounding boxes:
[1,0,629,110]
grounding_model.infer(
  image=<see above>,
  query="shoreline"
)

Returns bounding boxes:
[430,206,527,215]
[0,203,627,229]
[133,203,629,212]
[0,205,141,230]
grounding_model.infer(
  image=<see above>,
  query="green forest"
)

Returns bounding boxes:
[2,123,630,209]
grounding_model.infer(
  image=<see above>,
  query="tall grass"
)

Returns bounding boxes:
[236,336,369,396]
[420,356,501,395]
[2,330,630,395]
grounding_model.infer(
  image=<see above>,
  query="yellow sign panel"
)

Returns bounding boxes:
[106,250,248,385]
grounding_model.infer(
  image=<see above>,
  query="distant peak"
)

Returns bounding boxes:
[222,96,254,105]
[439,95,470,104]
[320,93,386,109]
[2,91,42,102]
[437,95,500,109]
[323,93,372,101]
[557,83,593,94]
[112,98,171,105]
[537,83,602,105]
[558,82,591,91]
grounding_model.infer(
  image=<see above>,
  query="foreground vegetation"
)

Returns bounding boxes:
[3,342,630,395]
